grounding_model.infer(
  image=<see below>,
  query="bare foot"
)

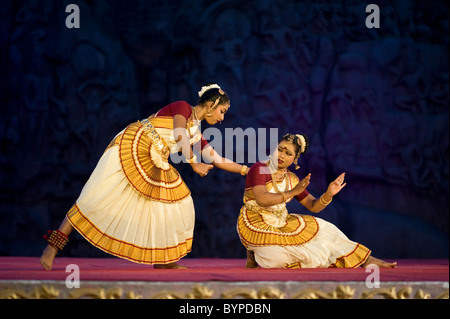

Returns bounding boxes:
[153,262,188,269]
[245,250,258,268]
[40,245,58,271]
[362,256,397,268]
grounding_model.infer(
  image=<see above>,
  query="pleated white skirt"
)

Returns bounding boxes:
[67,143,195,265]
[247,217,370,268]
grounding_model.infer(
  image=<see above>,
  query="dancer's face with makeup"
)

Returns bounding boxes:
[273,140,298,170]
[205,103,230,125]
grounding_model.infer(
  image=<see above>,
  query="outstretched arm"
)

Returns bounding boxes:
[201,145,248,175]
[300,173,346,213]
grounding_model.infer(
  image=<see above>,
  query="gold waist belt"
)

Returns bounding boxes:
[245,204,287,219]
[140,118,170,159]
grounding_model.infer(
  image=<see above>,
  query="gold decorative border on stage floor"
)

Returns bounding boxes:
[0,284,448,299]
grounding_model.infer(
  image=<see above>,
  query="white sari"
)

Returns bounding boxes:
[67,113,202,264]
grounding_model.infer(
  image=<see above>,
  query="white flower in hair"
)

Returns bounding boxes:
[198,84,221,97]
[296,134,307,153]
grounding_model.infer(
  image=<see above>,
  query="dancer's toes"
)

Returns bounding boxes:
[154,262,188,269]
[377,259,397,268]
[363,256,397,268]
[40,246,57,271]
[40,259,51,271]
[386,261,397,268]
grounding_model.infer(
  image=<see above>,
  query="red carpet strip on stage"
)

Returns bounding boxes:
[0,257,447,282]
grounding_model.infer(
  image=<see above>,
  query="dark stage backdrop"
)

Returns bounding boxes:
[0,0,448,260]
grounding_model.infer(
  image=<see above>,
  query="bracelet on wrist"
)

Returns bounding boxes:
[187,154,197,164]
[240,165,248,176]
[281,192,287,203]
[319,193,332,206]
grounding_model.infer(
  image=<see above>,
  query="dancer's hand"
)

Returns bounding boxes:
[191,163,213,177]
[292,173,311,196]
[326,172,346,196]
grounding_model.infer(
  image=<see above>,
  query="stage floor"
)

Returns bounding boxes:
[0,257,448,299]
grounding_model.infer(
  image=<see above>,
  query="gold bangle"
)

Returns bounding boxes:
[187,154,197,164]
[281,192,287,203]
[319,194,332,206]
[240,165,248,176]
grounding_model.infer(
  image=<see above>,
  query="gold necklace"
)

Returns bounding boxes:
[192,106,199,120]
[267,158,286,179]
[273,170,287,181]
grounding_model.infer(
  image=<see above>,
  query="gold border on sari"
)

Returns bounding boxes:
[237,205,319,247]
[67,204,193,264]
[329,244,371,268]
[119,121,191,203]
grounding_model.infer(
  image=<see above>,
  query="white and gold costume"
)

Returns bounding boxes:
[67,102,202,264]
[237,162,371,268]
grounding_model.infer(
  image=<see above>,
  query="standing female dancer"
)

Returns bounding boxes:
[40,83,249,270]
[237,133,397,269]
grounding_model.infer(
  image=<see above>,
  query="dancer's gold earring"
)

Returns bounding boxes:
[206,113,212,117]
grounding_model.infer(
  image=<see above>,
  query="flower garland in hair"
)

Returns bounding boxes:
[296,134,307,154]
[284,133,307,154]
[282,133,307,170]
[198,84,221,97]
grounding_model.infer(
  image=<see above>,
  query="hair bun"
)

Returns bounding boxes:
[295,134,308,154]
[198,83,221,97]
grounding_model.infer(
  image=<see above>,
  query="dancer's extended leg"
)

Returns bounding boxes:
[40,216,73,271]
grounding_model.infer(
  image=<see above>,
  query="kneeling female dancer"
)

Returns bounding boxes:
[40,83,249,270]
[237,133,396,269]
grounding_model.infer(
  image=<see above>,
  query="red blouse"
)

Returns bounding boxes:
[246,161,310,202]
[156,100,192,120]
[155,101,209,150]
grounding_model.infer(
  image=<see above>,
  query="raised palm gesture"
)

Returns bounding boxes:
[326,172,347,197]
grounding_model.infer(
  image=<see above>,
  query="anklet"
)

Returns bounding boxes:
[43,230,69,252]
